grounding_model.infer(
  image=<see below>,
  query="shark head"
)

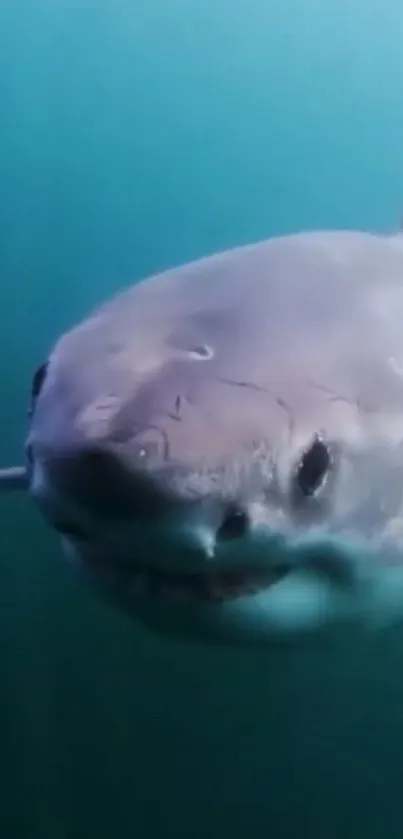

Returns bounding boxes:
[23,231,403,646]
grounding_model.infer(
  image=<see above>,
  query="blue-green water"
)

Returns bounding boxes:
[2,1,403,837]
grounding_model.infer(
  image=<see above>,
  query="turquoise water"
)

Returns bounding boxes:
[2,1,403,837]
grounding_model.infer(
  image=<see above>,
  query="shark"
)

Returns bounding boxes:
[4,228,403,648]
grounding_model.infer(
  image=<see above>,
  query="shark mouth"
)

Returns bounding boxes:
[77,548,353,603]
[112,562,290,602]
[66,541,351,604]
[62,536,291,602]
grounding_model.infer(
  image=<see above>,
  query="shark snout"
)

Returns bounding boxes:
[29,444,176,524]
[26,440,356,622]
[27,440,260,561]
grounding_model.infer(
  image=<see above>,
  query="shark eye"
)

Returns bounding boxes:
[295,437,330,498]
[29,362,48,415]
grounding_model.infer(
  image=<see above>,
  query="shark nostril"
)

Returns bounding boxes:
[218,506,249,541]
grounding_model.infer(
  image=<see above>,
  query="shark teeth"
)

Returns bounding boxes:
[65,540,289,602]
[126,564,289,602]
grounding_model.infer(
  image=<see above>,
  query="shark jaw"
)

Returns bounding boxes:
[59,531,403,647]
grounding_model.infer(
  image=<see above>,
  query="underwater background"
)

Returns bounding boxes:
[1,1,403,837]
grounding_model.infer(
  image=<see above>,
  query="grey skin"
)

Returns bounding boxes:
[4,228,403,646]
